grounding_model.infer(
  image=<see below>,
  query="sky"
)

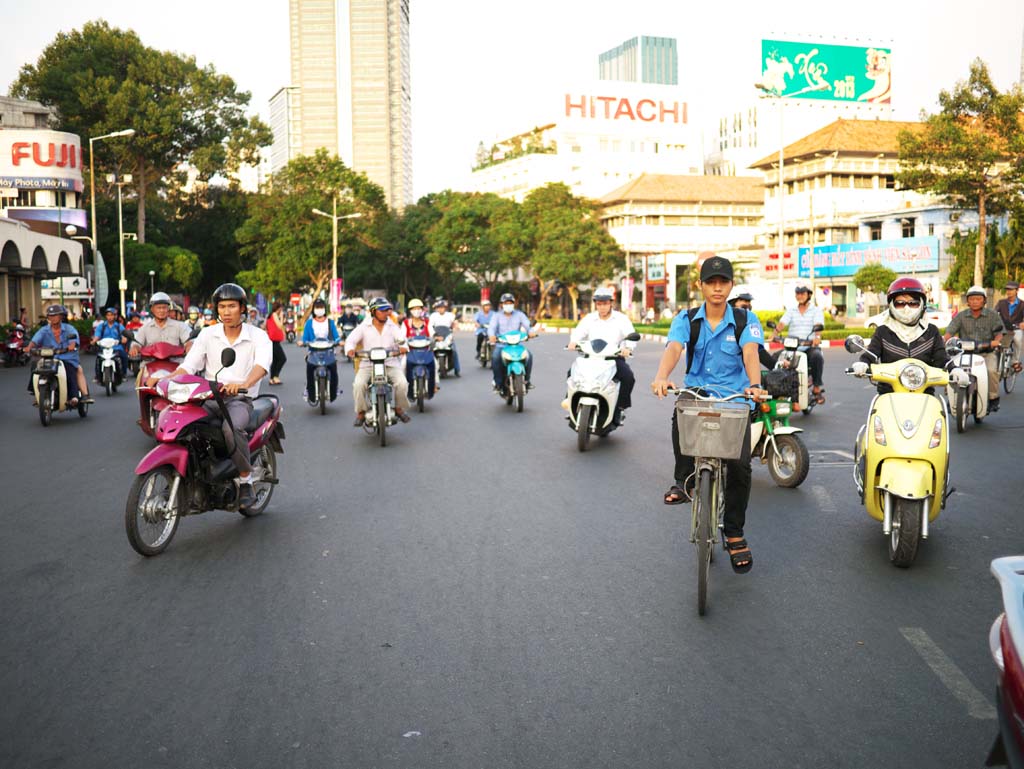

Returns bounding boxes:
[3,0,1023,199]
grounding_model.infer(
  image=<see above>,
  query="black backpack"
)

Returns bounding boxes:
[684,306,749,374]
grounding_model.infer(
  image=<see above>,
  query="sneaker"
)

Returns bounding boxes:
[238,482,256,509]
[990,397,1000,412]
[396,411,411,423]
[526,381,535,390]
[454,371,461,378]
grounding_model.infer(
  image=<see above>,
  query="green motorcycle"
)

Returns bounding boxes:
[750,391,809,488]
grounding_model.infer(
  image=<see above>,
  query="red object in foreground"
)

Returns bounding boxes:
[988,557,1024,768]
[136,343,186,438]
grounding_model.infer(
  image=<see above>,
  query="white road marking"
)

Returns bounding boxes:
[811,485,837,513]
[899,627,996,720]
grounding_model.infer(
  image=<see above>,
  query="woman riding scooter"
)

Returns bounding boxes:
[298,299,341,405]
[402,299,437,400]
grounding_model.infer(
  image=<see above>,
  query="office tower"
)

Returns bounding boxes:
[347,0,413,209]
[269,86,301,174]
[598,36,678,85]
[289,0,339,157]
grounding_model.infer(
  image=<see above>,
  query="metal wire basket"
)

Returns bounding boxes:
[675,398,750,460]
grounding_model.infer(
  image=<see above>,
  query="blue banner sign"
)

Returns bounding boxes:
[798,236,940,278]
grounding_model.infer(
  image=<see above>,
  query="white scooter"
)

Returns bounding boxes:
[946,338,992,432]
[766,321,825,414]
[565,332,641,451]
[32,348,88,426]
[98,337,124,396]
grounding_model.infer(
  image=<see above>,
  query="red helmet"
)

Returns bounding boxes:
[886,277,926,302]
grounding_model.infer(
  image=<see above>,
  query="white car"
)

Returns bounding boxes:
[865,304,952,330]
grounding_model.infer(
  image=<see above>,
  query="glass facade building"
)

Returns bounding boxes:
[289,0,339,158]
[598,36,678,85]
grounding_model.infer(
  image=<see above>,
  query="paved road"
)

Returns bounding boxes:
[1,334,1020,768]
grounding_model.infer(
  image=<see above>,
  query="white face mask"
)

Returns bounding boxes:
[889,301,922,326]
[411,309,423,318]
[503,304,514,314]
[313,308,326,318]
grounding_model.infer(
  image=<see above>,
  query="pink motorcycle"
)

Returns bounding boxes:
[135,342,187,438]
[125,349,286,556]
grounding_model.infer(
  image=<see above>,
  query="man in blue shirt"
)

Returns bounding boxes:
[488,292,535,389]
[651,256,766,574]
[25,304,93,405]
[473,299,494,360]
[996,281,1024,373]
[92,306,129,382]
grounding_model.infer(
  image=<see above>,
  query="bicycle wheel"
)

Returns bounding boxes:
[1004,348,1018,394]
[696,467,713,617]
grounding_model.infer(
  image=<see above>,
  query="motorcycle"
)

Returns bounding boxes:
[987,555,1024,769]
[766,321,826,414]
[136,342,187,438]
[31,348,88,426]
[284,315,296,344]
[845,335,952,567]
[341,323,357,363]
[125,347,285,556]
[565,333,640,451]
[750,390,810,487]
[495,330,531,413]
[356,346,400,446]
[4,323,29,367]
[407,336,435,413]
[946,338,992,432]
[306,339,337,415]
[97,338,125,396]
[478,332,492,367]
[433,325,455,379]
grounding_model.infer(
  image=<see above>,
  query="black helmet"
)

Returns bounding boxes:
[312,297,327,308]
[45,304,67,317]
[211,283,248,318]
[499,293,515,303]
[368,296,393,313]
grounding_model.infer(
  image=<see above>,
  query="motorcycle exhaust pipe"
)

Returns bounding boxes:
[882,491,892,536]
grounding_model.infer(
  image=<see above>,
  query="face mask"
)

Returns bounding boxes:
[889,301,921,325]
[503,304,514,314]
[313,308,326,318]
[411,309,423,318]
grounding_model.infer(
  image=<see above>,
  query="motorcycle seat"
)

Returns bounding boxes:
[246,395,279,432]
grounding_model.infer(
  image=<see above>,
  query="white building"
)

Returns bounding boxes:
[269,86,301,175]
[469,82,701,202]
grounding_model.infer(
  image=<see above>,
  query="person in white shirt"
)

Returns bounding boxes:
[428,298,460,376]
[168,283,273,509]
[568,286,637,419]
[344,296,412,425]
[774,285,827,404]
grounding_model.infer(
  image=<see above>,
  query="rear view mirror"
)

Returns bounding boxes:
[945,337,963,355]
[766,320,776,329]
[625,332,641,342]
[812,324,825,333]
[221,348,236,368]
[844,335,866,354]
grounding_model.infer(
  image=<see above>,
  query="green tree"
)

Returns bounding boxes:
[898,59,1024,285]
[171,185,254,298]
[123,241,201,296]
[11,20,271,243]
[853,264,898,293]
[376,195,444,300]
[235,150,386,315]
[522,183,624,319]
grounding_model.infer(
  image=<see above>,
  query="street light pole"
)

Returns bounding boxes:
[149,269,155,296]
[312,201,362,313]
[107,173,133,316]
[88,129,135,294]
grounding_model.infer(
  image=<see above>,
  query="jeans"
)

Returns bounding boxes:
[306,361,338,402]
[204,396,254,475]
[491,344,532,386]
[671,404,752,538]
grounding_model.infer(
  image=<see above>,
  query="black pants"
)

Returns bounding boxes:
[271,341,287,379]
[306,362,338,402]
[615,358,635,410]
[476,334,485,355]
[806,347,824,387]
[671,407,752,538]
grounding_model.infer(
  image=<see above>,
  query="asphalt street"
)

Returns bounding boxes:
[1,332,1021,768]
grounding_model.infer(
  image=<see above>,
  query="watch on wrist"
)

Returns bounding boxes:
[750,382,762,389]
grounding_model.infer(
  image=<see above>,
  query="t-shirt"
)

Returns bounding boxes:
[667,304,761,394]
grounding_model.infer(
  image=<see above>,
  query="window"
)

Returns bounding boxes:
[884,175,897,189]
[901,218,915,238]
[868,221,882,241]
[853,175,874,189]
[928,223,935,236]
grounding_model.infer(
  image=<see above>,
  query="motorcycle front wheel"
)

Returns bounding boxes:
[416,376,425,412]
[125,467,180,556]
[38,385,52,427]
[77,399,89,418]
[240,445,276,517]
[514,374,525,413]
[767,434,810,488]
[889,496,922,567]
[576,403,593,452]
[105,372,114,397]
[377,393,388,447]
[955,389,967,433]
[318,375,327,415]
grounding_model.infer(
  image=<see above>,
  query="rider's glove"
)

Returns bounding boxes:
[851,361,869,376]
[950,368,970,386]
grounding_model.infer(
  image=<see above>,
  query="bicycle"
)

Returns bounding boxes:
[668,387,752,616]
[996,329,1021,395]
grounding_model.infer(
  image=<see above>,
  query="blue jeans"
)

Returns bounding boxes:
[491,344,532,386]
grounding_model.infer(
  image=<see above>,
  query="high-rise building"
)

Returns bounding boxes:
[269,86,302,174]
[598,36,678,85]
[346,0,413,209]
[289,0,339,158]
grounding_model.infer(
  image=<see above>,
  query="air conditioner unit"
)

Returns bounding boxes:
[949,212,960,223]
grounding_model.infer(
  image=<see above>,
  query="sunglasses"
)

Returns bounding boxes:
[892,299,921,308]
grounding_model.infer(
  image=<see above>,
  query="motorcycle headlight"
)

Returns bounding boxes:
[166,380,200,404]
[369,348,388,362]
[899,364,927,391]
[774,401,791,416]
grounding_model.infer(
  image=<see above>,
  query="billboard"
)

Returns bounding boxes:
[761,40,891,104]
[797,237,939,279]
[0,129,84,192]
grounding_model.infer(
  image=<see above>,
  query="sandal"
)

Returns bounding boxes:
[396,412,411,423]
[353,414,366,427]
[664,484,690,505]
[724,538,753,574]
[812,386,826,405]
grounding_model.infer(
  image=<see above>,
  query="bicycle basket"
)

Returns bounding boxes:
[764,368,799,400]
[676,399,749,460]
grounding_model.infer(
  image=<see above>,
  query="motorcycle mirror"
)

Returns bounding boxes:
[844,335,866,354]
[945,337,963,355]
[221,348,236,368]
[766,320,776,329]
[625,332,641,342]
[812,324,825,333]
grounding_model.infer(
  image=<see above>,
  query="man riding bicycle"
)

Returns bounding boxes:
[995,280,1024,375]
[651,256,766,574]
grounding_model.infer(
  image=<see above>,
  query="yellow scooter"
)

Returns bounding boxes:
[845,335,953,567]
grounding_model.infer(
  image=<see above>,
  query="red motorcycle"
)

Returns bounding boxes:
[125,348,286,556]
[135,342,187,437]
[988,556,1024,768]
[4,323,29,367]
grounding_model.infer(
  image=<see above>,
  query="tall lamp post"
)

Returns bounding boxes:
[754,81,830,308]
[107,173,133,316]
[312,198,362,312]
[88,129,134,305]
[148,270,156,297]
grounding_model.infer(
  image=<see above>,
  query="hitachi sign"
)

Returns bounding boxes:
[11,141,78,169]
[564,94,688,124]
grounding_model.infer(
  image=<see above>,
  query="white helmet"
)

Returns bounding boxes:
[965,285,987,299]
[593,287,615,301]
[149,291,172,307]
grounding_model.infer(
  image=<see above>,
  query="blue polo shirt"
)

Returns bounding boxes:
[31,323,80,366]
[667,304,762,394]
